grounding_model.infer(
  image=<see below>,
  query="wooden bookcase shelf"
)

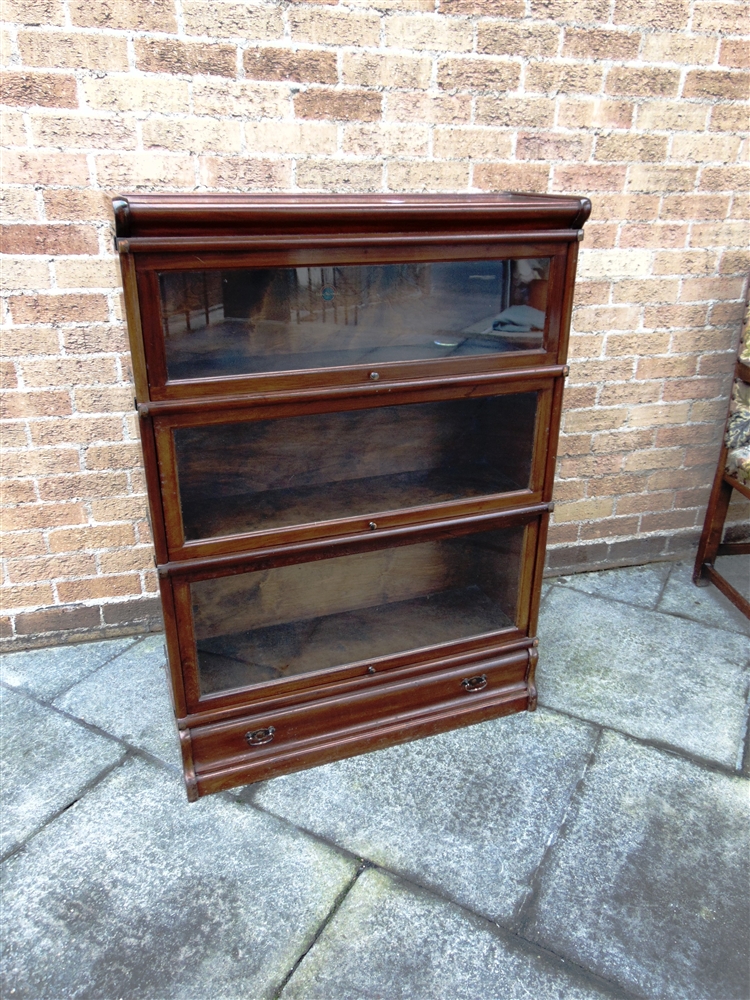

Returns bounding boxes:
[115,192,590,800]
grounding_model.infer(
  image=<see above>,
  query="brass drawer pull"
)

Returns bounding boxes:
[245,726,275,746]
[461,674,488,693]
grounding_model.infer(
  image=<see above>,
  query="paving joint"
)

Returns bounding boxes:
[540,702,750,780]
[272,862,370,1000]
[0,750,133,866]
[552,577,748,642]
[45,636,146,703]
[249,792,636,1000]
[512,729,603,935]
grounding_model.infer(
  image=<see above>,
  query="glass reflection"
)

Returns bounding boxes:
[160,259,550,380]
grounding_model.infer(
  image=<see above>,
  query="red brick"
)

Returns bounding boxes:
[473,163,550,192]
[68,0,175,32]
[615,492,674,515]
[551,164,627,192]
[526,61,603,94]
[7,553,97,584]
[0,71,77,108]
[0,224,98,255]
[102,596,162,626]
[9,294,109,325]
[579,516,642,539]
[517,132,592,161]
[662,376,725,402]
[57,574,142,601]
[719,40,750,69]
[2,503,86,531]
[613,0,689,27]
[1,361,19,390]
[437,58,521,93]
[14,603,100,635]
[48,524,135,552]
[530,0,611,21]
[547,523,580,545]
[444,0,524,13]
[2,151,89,186]
[135,38,233,76]
[641,509,698,533]
[1,481,38,505]
[36,472,129,502]
[1,390,72,419]
[294,90,382,122]
[562,28,641,60]
[606,66,680,97]
[683,69,750,100]
[198,157,291,191]
[244,47,337,84]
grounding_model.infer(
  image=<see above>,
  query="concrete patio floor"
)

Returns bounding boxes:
[1,558,748,1000]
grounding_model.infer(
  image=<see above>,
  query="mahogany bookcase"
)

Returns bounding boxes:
[114,192,591,800]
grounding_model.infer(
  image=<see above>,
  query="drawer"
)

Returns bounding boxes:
[184,646,534,797]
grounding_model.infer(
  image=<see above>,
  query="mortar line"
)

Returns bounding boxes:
[271,862,370,1000]
[539,702,750,780]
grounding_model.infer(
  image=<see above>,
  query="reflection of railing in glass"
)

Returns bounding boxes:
[292,265,427,327]
[159,258,550,380]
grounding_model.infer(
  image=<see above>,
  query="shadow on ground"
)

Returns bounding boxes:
[1,558,748,999]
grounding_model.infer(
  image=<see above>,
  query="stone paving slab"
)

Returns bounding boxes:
[281,867,621,1000]
[54,634,182,769]
[0,756,356,1000]
[0,637,137,700]
[537,585,750,769]
[524,731,750,1000]
[554,561,672,611]
[658,558,750,636]
[254,708,597,924]
[0,687,125,860]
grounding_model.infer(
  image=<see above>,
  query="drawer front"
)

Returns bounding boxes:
[188,647,532,783]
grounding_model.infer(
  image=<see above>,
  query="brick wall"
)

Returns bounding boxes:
[1,0,749,648]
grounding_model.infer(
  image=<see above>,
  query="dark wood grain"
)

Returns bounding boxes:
[114,190,589,799]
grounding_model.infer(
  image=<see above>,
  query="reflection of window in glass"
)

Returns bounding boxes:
[191,524,525,695]
[158,259,551,380]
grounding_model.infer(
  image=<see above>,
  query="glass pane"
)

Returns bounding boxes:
[175,393,537,540]
[160,259,550,380]
[192,525,524,695]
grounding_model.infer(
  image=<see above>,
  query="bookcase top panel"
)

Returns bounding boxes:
[113,191,592,241]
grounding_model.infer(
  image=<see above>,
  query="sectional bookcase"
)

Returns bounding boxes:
[115,192,590,799]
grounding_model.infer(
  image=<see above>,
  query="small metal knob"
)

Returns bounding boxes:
[369,371,379,380]
[461,674,488,693]
[367,666,376,674]
[245,726,275,746]
[369,521,377,530]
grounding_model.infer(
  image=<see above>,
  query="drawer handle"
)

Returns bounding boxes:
[245,726,275,746]
[461,674,488,693]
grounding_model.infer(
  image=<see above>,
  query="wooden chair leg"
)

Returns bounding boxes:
[693,454,734,586]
